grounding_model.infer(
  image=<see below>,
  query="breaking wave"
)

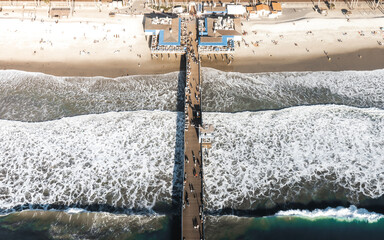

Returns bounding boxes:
[202,68,384,112]
[0,111,183,213]
[1,106,383,213]
[276,205,384,223]
[204,105,384,210]
[1,68,384,122]
[1,105,384,213]
[0,70,183,122]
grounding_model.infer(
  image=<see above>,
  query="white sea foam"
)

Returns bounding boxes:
[1,106,383,212]
[0,111,183,212]
[276,206,384,222]
[0,70,182,121]
[204,105,384,210]
[66,208,87,214]
[202,68,384,112]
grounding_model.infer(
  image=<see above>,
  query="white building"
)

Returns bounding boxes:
[227,4,246,16]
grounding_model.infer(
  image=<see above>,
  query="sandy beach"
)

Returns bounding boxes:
[0,3,383,77]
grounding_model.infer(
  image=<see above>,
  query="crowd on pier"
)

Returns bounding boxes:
[198,39,235,53]
[182,30,205,240]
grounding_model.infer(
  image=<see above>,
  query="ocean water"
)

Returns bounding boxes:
[205,208,384,240]
[202,68,384,112]
[0,70,184,122]
[1,68,384,121]
[0,68,384,239]
[2,207,384,240]
[0,210,172,240]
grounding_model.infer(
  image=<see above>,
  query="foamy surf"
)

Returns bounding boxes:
[0,111,183,213]
[0,106,383,213]
[276,206,384,223]
[204,105,384,210]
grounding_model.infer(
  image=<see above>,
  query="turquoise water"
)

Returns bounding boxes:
[2,212,384,240]
[205,216,384,240]
[0,211,172,240]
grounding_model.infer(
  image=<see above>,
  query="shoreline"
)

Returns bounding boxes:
[1,5,384,77]
[1,47,383,77]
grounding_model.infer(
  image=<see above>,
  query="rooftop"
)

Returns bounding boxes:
[144,15,180,44]
[199,16,242,46]
[272,2,282,11]
[256,4,270,11]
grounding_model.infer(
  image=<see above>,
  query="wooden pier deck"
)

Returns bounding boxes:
[182,18,204,240]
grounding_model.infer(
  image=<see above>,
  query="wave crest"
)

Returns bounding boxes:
[0,70,182,121]
[202,68,384,112]
[276,206,384,222]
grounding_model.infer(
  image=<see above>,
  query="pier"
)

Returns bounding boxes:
[144,13,240,240]
[181,19,204,240]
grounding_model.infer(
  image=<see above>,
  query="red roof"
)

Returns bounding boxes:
[272,2,282,11]
[256,4,270,11]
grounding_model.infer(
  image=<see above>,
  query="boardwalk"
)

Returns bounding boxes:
[182,18,204,240]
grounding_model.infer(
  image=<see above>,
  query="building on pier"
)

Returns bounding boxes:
[200,124,214,150]
[144,14,187,53]
[198,16,242,53]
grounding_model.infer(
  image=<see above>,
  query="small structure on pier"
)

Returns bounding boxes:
[200,124,214,149]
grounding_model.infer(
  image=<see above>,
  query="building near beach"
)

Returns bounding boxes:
[255,4,271,17]
[144,16,181,46]
[270,2,282,17]
[271,2,282,13]
[246,2,282,18]
[198,16,242,53]
[202,2,227,14]
[246,6,258,19]
[144,15,186,53]
[226,4,246,16]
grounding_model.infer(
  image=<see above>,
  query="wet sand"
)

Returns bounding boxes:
[204,48,384,74]
[0,58,182,78]
[1,47,383,77]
